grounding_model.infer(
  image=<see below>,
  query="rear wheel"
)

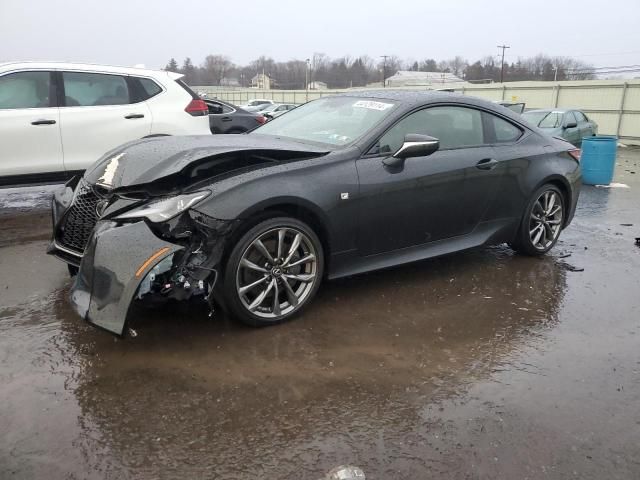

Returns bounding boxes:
[510,184,565,256]
[223,217,324,326]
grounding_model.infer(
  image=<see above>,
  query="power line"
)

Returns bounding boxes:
[567,64,640,72]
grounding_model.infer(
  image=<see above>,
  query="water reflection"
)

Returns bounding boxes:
[54,245,567,478]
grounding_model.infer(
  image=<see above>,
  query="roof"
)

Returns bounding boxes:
[331,89,528,123]
[334,89,468,104]
[0,61,182,80]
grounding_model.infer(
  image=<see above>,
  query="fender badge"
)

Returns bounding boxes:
[340,192,349,200]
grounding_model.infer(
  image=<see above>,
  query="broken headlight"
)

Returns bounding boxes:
[115,191,211,223]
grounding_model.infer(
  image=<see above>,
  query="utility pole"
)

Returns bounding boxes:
[380,55,389,88]
[305,58,310,102]
[497,44,510,83]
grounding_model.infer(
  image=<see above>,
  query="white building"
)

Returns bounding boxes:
[251,73,271,89]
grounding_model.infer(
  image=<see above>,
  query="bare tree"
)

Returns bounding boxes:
[202,55,233,85]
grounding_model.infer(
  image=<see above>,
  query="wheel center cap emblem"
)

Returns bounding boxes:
[271,267,282,277]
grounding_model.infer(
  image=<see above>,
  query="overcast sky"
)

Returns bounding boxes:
[2,0,639,71]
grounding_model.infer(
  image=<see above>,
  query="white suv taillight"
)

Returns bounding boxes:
[185,99,208,116]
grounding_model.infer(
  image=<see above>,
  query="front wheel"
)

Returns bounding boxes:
[510,184,565,256]
[223,217,324,326]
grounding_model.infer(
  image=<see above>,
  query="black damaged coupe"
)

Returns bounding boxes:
[48,91,581,335]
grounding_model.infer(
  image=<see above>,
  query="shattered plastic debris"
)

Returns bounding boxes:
[557,261,584,272]
[128,328,138,337]
[595,183,630,189]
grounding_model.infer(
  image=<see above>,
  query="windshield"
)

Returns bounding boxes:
[253,96,398,146]
[523,111,563,128]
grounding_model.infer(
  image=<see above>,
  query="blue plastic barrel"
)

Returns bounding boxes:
[580,136,618,185]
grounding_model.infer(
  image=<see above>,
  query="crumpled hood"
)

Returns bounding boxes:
[84,134,329,190]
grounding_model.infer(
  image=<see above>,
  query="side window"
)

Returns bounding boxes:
[487,114,523,144]
[221,104,234,114]
[137,77,162,100]
[0,71,52,109]
[564,111,577,126]
[62,72,130,106]
[374,106,484,154]
[573,111,587,122]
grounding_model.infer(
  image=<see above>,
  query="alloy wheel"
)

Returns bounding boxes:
[236,227,318,319]
[529,190,563,250]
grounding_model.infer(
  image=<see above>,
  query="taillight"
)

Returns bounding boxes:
[185,99,208,116]
[255,115,267,125]
[568,148,581,162]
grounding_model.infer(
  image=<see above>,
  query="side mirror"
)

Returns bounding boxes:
[565,121,577,129]
[383,134,439,167]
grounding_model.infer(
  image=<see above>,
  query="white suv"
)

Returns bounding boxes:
[0,62,211,185]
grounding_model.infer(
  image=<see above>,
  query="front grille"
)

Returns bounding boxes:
[58,181,100,254]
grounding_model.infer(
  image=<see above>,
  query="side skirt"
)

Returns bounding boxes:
[327,218,517,280]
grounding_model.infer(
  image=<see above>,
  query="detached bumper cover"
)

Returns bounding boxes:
[71,220,183,336]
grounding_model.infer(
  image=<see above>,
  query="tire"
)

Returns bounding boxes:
[226,128,246,134]
[222,217,324,327]
[510,184,565,256]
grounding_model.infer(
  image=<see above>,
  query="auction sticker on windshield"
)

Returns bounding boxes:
[353,100,394,111]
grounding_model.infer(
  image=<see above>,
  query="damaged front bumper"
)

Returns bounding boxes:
[47,176,237,336]
[71,220,185,335]
[71,213,236,336]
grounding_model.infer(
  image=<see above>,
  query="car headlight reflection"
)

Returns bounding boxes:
[116,191,210,223]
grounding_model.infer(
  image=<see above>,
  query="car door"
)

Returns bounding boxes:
[562,111,581,146]
[0,70,64,178]
[209,101,238,133]
[58,71,152,171]
[574,110,593,142]
[355,105,503,256]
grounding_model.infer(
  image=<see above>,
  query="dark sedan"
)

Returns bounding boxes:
[48,91,581,336]
[205,99,266,134]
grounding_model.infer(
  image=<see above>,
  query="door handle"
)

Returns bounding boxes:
[221,116,232,122]
[31,119,56,125]
[124,113,145,119]
[476,158,498,170]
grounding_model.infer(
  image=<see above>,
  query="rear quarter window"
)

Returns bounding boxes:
[137,78,163,100]
[486,113,523,144]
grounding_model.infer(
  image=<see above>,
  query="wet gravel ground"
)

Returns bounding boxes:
[1,149,639,480]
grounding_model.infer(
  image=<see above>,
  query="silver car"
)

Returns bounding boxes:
[522,109,597,147]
